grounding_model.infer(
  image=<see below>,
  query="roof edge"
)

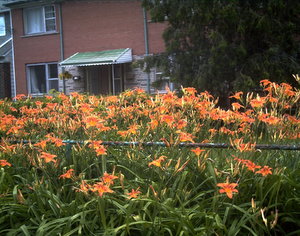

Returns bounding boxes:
[4,0,62,9]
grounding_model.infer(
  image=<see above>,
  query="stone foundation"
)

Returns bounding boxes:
[58,66,85,95]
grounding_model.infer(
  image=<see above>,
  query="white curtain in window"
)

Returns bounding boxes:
[24,8,43,34]
[0,16,5,36]
[30,67,40,94]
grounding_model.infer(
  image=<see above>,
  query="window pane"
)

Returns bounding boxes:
[0,16,5,36]
[45,6,55,18]
[24,7,43,34]
[29,65,46,94]
[48,64,58,78]
[45,5,56,32]
[45,19,56,32]
[49,80,58,91]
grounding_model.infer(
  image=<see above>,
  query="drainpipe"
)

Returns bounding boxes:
[143,6,150,93]
[58,2,65,93]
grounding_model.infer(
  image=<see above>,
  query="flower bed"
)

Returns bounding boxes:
[1,80,300,235]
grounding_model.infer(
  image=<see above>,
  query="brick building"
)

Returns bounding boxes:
[5,0,167,96]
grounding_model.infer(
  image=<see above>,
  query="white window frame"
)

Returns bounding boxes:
[27,63,59,96]
[153,66,172,94]
[23,4,56,35]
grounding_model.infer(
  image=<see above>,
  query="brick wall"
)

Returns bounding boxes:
[11,7,61,95]
[11,1,167,95]
[61,1,166,57]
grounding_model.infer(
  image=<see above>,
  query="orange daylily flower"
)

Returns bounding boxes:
[191,147,206,156]
[126,187,142,199]
[283,89,295,97]
[200,91,214,99]
[39,152,57,164]
[176,131,195,143]
[95,145,107,156]
[6,125,23,135]
[229,91,243,100]
[46,103,57,110]
[262,116,280,126]
[183,87,197,95]
[208,128,217,136]
[233,156,248,165]
[280,82,293,91]
[35,101,43,107]
[75,180,91,194]
[88,140,107,156]
[79,180,90,194]
[161,115,175,126]
[268,96,278,103]
[256,166,272,177]
[44,95,53,100]
[0,159,11,167]
[260,79,271,87]
[59,169,75,179]
[102,172,118,186]
[80,104,92,113]
[34,140,48,150]
[177,119,187,130]
[148,119,159,129]
[123,90,134,97]
[85,116,99,128]
[52,138,66,147]
[162,90,177,103]
[231,102,244,111]
[127,124,139,135]
[13,94,26,100]
[117,130,128,137]
[148,156,165,168]
[134,87,145,95]
[217,177,238,199]
[245,161,261,172]
[250,97,266,108]
[10,106,17,112]
[91,182,114,197]
[220,127,235,136]
[58,93,68,100]
[96,123,111,132]
[88,140,103,148]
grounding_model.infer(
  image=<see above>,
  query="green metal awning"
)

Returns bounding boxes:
[60,48,132,67]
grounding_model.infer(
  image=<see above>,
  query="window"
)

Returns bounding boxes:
[152,67,172,93]
[0,15,5,36]
[23,5,56,35]
[27,63,58,95]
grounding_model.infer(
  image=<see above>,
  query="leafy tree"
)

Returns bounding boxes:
[141,0,300,98]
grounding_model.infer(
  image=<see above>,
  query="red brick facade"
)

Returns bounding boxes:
[10,1,167,95]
